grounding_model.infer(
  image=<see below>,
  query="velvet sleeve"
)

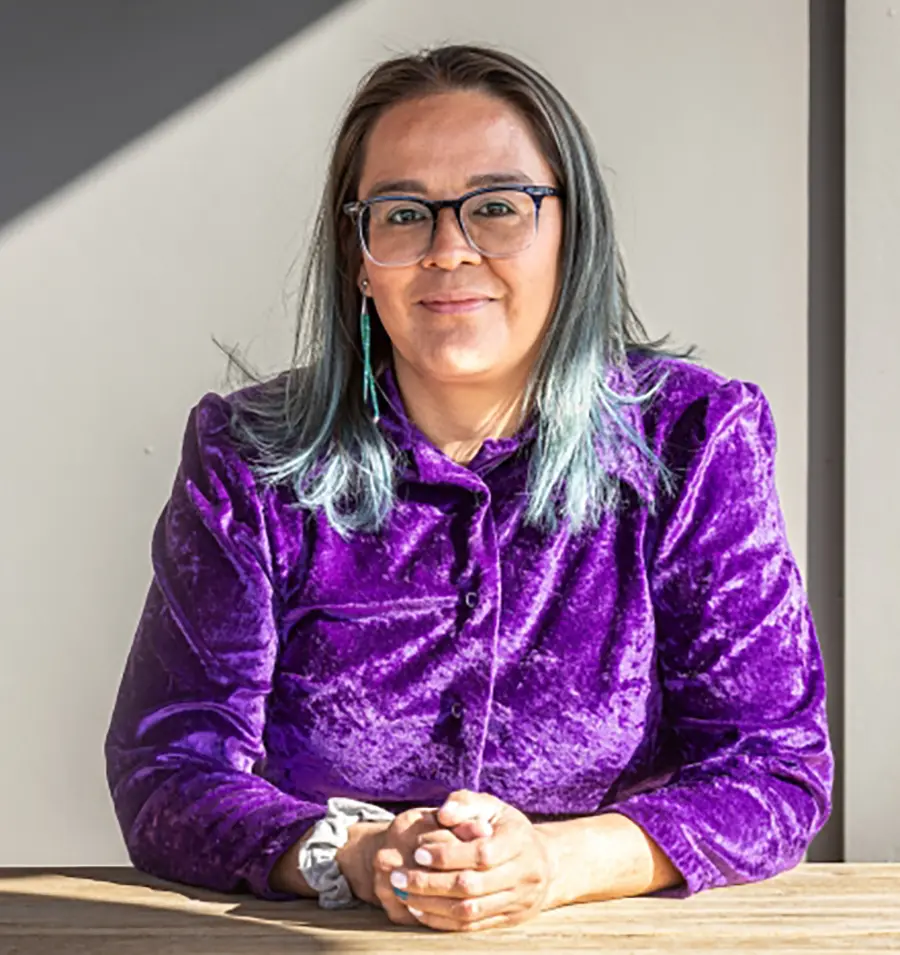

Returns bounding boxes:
[600,379,833,896]
[104,395,326,900]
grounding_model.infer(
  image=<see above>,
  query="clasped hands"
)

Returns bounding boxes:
[346,790,557,932]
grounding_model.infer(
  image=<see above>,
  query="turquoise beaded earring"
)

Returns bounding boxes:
[359,279,381,422]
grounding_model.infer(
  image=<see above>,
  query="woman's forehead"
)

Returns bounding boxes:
[358,91,554,197]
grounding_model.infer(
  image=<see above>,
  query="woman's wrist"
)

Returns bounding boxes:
[269,819,390,902]
[535,812,683,908]
[335,820,390,905]
[533,822,573,910]
[269,826,319,897]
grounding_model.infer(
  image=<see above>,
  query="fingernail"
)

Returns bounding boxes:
[393,887,409,900]
[390,870,408,890]
[442,799,460,816]
[408,907,424,919]
[414,847,433,866]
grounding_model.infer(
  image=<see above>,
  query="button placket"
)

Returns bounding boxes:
[463,484,501,792]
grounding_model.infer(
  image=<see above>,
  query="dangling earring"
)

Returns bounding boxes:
[359,280,380,422]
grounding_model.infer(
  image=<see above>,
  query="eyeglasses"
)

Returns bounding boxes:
[343,184,562,267]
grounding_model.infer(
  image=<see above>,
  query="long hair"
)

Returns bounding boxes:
[225,43,693,538]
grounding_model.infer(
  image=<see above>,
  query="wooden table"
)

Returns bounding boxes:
[1,864,898,953]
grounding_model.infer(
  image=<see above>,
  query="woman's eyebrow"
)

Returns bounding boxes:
[365,178,428,198]
[467,170,535,188]
[364,170,535,198]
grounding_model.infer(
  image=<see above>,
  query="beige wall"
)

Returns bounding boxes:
[0,0,809,864]
[846,1,900,863]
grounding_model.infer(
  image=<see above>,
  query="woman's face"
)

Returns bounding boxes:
[355,90,563,388]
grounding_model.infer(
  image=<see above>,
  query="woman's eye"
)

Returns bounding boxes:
[386,206,428,225]
[473,201,515,217]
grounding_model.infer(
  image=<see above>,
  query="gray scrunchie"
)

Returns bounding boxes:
[298,797,397,909]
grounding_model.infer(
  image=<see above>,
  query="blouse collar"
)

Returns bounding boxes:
[374,360,657,505]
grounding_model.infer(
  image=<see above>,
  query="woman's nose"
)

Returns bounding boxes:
[422,208,482,270]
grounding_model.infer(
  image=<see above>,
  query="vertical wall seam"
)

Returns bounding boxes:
[806,0,845,863]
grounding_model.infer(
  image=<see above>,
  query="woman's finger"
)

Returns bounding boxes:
[373,867,419,925]
[412,816,491,849]
[405,887,526,932]
[436,790,504,828]
[415,817,522,872]
[451,817,494,841]
[369,808,446,924]
[391,858,520,899]
[373,845,404,873]
[409,911,512,934]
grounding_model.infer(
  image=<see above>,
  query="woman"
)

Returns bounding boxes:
[105,44,833,933]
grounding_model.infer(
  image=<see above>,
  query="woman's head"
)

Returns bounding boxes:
[352,88,563,391]
[328,44,628,398]
[231,44,683,536]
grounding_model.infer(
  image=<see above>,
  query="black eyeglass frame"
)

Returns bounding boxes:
[342,184,563,266]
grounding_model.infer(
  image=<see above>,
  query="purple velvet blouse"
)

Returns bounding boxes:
[104,354,833,902]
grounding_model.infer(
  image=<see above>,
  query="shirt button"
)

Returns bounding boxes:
[464,591,478,609]
[451,702,463,719]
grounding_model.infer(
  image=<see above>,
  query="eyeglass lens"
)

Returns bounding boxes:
[362,190,537,265]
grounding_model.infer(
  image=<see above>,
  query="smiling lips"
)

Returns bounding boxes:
[418,294,494,314]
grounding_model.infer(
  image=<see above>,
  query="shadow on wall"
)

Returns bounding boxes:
[0,0,351,229]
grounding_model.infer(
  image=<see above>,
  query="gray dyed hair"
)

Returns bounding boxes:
[224,43,693,538]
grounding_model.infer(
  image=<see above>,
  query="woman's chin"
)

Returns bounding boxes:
[422,357,502,383]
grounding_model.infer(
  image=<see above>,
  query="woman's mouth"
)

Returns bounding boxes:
[418,297,492,314]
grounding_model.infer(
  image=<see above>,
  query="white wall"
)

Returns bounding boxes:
[0,0,809,864]
[846,0,900,863]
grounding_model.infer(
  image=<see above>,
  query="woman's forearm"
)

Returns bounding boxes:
[535,811,683,908]
[269,825,318,897]
[270,809,682,907]
[269,820,388,902]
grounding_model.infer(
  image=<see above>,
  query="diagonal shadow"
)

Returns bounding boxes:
[0,867,425,953]
[0,889,342,954]
[0,0,352,228]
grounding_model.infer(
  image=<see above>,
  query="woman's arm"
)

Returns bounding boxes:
[387,382,831,931]
[535,812,682,907]
[400,427,833,929]
[105,396,327,900]
[585,380,833,897]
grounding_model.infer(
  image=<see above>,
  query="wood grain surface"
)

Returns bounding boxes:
[1,863,898,953]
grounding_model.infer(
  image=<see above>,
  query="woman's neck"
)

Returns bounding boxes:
[392,359,529,465]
